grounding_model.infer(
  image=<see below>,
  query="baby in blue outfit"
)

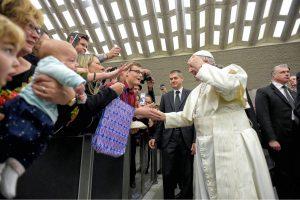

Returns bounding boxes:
[0,39,86,198]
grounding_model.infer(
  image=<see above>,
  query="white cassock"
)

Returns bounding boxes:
[165,63,275,199]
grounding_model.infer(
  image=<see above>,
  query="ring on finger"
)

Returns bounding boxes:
[41,86,46,93]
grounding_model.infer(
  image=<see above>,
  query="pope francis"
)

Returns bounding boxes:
[154,51,275,199]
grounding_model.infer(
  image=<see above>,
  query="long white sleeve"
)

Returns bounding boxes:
[165,111,194,129]
[196,63,247,103]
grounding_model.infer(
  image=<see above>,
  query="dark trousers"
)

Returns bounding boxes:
[269,123,300,199]
[162,129,193,199]
[130,134,137,186]
[0,97,52,168]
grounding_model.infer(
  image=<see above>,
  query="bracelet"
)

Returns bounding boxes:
[93,72,96,81]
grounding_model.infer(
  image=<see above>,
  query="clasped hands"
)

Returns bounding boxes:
[134,104,166,121]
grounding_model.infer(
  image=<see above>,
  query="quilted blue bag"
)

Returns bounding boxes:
[91,98,135,157]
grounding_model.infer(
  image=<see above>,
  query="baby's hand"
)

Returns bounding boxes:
[75,84,85,95]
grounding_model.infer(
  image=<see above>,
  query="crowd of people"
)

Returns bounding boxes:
[0,0,299,199]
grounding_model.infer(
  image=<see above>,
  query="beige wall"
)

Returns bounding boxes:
[104,42,300,95]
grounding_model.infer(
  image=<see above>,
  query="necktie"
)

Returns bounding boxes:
[282,85,295,109]
[175,90,181,112]
[282,85,299,124]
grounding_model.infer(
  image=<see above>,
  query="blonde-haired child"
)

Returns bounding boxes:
[0,14,25,87]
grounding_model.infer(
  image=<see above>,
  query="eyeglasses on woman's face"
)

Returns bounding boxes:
[26,22,42,36]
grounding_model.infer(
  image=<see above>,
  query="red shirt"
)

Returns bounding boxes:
[120,82,136,107]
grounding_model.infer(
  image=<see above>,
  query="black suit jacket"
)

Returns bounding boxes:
[153,89,195,149]
[255,83,297,144]
[295,72,300,118]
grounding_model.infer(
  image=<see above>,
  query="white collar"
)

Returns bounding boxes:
[174,87,183,93]
[272,81,287,89]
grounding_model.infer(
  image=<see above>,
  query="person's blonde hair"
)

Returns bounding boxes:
[0,0,44,27]
[77,54,96,69]
[0,14,25,51]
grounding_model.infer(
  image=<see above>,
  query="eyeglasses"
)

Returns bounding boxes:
[130,69,142,74]
[27,23,42,36]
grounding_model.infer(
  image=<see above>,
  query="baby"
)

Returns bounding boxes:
[0,39,86,198]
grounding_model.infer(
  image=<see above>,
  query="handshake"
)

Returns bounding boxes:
[134,105,166,121]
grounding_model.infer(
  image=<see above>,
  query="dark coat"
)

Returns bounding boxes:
[255,83,297,144]
[153,89,195,149]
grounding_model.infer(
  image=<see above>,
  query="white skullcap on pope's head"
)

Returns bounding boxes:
[193,50,214,59]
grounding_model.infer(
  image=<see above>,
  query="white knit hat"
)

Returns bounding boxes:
[130,121,147,129]
[193,50,214,59]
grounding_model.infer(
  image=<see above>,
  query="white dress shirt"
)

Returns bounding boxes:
[272,80,295,120]
[173,87,183,102]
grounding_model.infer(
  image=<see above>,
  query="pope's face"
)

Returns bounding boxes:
[188,65,198,77]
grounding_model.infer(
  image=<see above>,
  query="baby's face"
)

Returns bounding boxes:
[60,49,78,71]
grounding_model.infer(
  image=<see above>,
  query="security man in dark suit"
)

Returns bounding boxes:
[255,64,299,199]
[149,70,195,199]
[295,72,300,118]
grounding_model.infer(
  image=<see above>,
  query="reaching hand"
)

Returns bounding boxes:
[75,83,85,95]
[269,140,281,151]
[118,63,130,73]
[134,106,163,120]
[106,46,121,59]
[109,82,125,95]
[151,109,166,121]
[149,139,156,149]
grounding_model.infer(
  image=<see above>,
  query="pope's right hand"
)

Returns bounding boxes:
[149,139,156,149]
[269,140,281,151]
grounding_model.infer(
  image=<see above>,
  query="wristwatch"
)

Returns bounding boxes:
[67,97,76,107]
